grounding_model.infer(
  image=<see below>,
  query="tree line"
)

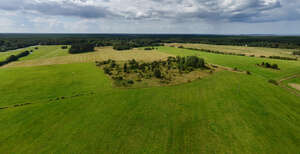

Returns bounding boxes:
[1,34,300,53]
[0,50,32,66]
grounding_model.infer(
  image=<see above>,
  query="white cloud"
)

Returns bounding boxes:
[0,0,299,33]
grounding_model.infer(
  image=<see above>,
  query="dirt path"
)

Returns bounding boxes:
[278,74,300,97]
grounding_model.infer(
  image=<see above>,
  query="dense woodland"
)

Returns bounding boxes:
[1,34,300,52]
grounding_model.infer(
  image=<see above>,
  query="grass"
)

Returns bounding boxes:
[169,43,297,58]
[0,63,299,153]
[158,46,300,80]
[4,47,172,68]
[282,77,300,91]
[0,45,69,62]
[19,45,70,61]
[0,45,299,153]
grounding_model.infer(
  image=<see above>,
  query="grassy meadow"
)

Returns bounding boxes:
[169,43,298,58]
[0,44,299,153]
[158,46,300,80]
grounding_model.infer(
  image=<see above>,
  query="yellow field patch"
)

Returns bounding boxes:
[169,43,296,58]
[3,47,173,68]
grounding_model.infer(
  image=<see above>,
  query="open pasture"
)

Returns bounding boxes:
[3,47,172,68]
[158,46,300,80]
[169,43,297,58]
[0,63,299,153]
[0,44,299,153]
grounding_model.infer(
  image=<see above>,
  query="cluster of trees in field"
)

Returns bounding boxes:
[69,43,95,54]
[113,41,163,50]
[96,56,207,86]
[144,47,158,50]
[61,46,68,49]
[183,47,247,57]
[293,51,300,55]
[1,34,300,53]
[180,46,298,61]
[257,62,279,70]
[269,56,297,61]
[0,50,32,66]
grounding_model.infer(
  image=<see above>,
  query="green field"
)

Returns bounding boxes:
[169,43,298,58]
[0,45,69,62]
[0,45,299,153]
[159,46,300,80]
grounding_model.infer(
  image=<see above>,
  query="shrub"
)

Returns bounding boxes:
[103,67,112,75]
[292,51,300,55]
[271,64,279,69]
[258,62,279,70]
[127,80,134,84]
[61,46,68,49]
[269,56,297,61]
[268,79,278,85]
[154,69,162,78]
[144,47,153,50]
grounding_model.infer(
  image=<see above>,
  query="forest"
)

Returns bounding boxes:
[1,34,300,52]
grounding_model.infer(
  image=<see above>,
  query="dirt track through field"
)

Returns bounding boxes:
[278,74,300,97]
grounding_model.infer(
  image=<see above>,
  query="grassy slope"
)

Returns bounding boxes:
[0,45,68,62]
[158,46,300,79]
[169,43,296,58]
[0,63,299,153]
[0,49,27,61]
[3,47,172,68]
[0,45,300,153]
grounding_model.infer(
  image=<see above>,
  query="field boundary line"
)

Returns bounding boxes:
[278,74,300,97]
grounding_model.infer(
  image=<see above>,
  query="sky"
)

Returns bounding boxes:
[0,0,299,34]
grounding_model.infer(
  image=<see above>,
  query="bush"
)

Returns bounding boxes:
[154,69,162,78]
[144,47,153,50]
[103,67,112,75]
[271,64,279,69]
[127,80,134,84]
[258,62,279,70]
[61,46,68,49]
[269,56,297,61]
[269,79,278,85]
[292,51,300,55]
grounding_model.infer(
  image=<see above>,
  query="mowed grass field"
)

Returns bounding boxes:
[169,43,298,58]
[0,45,69,62]
[4,47,172,68]
[0,45,300,153]
[158,46,300,80]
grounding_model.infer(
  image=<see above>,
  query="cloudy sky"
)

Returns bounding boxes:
[0,0,299,34]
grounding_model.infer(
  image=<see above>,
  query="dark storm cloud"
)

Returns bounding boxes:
[0,0,299,22]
